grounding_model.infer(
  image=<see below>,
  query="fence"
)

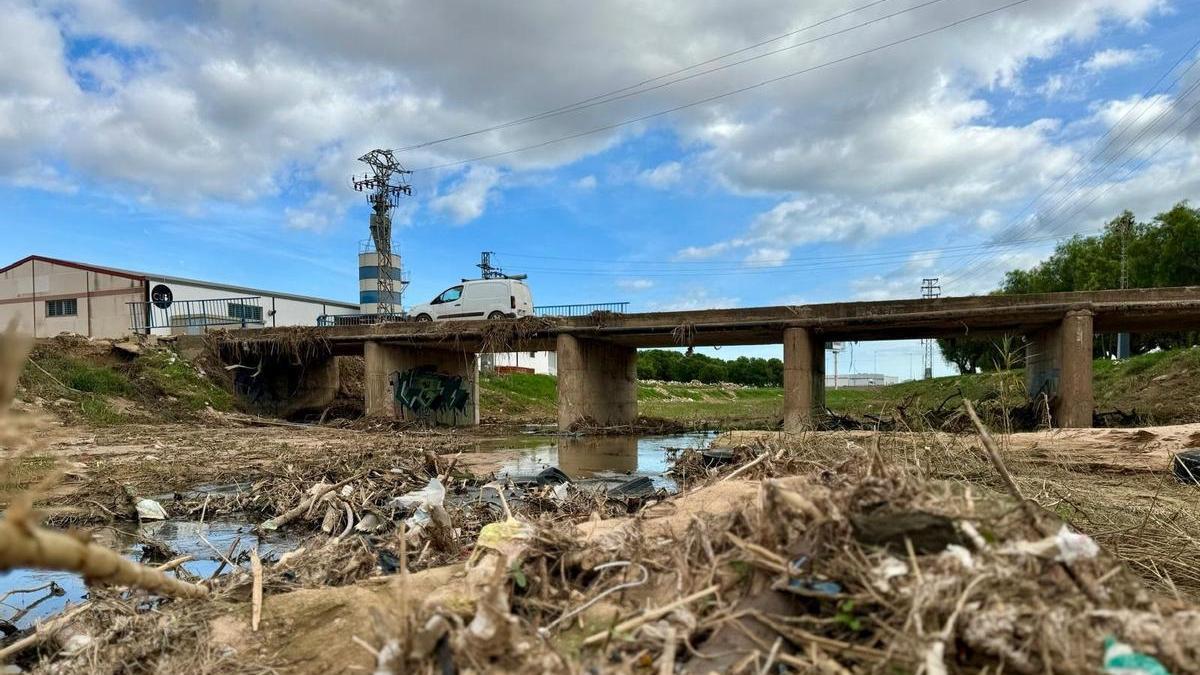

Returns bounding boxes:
[128,297,265,333]
[533,302,629,317]
[316,313,407,327]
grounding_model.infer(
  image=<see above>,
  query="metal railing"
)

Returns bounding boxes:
[129,297,265,333]
[317,313,407,327]
[534,302,629,317]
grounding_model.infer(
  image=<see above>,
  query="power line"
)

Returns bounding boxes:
[391,0,901,154]
[938,34,1200,284]
[942,75,1200,286]
[414,0,1033,172]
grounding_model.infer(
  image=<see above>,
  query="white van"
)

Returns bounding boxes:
[409,278,534,321]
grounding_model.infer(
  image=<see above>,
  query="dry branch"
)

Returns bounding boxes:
[0,517,208,600]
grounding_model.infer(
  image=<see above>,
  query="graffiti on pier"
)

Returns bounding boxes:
[392,365,473,425]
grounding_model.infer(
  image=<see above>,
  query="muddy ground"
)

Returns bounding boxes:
[5,337,1200,673]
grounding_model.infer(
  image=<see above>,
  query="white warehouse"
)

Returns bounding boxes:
[0,255,358,339]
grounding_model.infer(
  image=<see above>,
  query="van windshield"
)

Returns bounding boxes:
[435,286,463,303]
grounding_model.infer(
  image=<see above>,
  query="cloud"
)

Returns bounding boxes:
[573,174,597,190]
[647,287,739,312]
[430,166,501,224]
[284,192,346,232]
[617,278,654,291]
[744,247,789,266]
[1082,46,1155,73]
[637,161,682,189]
[0,0,1188,260]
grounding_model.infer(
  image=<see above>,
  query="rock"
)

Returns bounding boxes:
[112,340,141,356]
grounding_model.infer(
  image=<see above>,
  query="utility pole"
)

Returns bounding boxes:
[920,278,941,379]
[353,149,412,318]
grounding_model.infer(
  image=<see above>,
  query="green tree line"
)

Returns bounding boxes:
[938,202,1200,373]
[637,349,784,386]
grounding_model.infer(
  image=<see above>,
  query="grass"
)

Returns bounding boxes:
[18,340,235,426]
[479,347,1200,428]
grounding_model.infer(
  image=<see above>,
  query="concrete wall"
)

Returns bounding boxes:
[0,259,144,339]
[783,327,826,433]
[1026,310,1094,428]
[556,335,637,429]
[364,341,479,425]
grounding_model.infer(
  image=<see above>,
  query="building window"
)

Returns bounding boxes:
[228,303,263,322]
[46,299,78,317]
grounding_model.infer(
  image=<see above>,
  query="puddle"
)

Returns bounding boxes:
[0,519,299,632]
[492,433,715,490]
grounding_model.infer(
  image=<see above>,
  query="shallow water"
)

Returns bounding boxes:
[492,432,716,489]
[0,519,299,631]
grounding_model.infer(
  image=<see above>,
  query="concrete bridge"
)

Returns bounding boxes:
[221,287,1200,430]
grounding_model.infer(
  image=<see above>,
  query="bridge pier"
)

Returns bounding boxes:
[556,334,637,430]
[783,327,826,433]
[364,341,479,425]
[1026,310,1093,428]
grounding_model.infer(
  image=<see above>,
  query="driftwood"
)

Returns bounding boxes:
[259,472,364,532]
[250,550,264,632]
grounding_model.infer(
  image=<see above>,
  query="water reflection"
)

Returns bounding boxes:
[496,433,714,489]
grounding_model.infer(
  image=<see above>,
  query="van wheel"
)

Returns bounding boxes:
[488,311,507,320]
[415,314,432,322]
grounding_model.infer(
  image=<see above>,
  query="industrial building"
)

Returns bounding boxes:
[825,372,899,388]
[0,255,358,339]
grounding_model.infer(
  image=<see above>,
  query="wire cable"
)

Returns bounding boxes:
[414,0,1033,172]
[391,0,901,153]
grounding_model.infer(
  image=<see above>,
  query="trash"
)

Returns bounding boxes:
[1005,524,1100,562]
[135,498,168,521]
[870,556,909,592]
[700,449,735,467]
[1171,448,1200,484]
[785,578,842,596]
[389,477,447,511]
[1103,636,1170,675]
[355,512,382,533]
[550,482,570,503]
[607,476,655,498]
[507,466,571,488]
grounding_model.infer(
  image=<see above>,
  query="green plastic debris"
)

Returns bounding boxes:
[1103,636,1170,675]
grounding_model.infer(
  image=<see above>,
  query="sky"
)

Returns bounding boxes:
[2,0,1199,379]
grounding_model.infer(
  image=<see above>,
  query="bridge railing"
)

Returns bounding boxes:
[533,302,629,317]
[317,313,407,327]
[129,296,265,333]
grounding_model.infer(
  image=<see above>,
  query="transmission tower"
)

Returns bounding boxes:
[920,278,941,379]
[477,251,504,279]
[353,149,412,317]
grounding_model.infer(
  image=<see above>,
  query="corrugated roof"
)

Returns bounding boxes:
[2,255,358,309]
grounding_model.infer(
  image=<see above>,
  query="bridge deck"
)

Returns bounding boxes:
[226,287,1200,353]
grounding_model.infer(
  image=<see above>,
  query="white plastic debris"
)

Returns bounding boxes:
[389,478,446,510]
[551,482,570,503]
[1054,524,1100,562]
[942,544,975,570]
[390,478,448,540]
[1003,524,1100,562]
[135,498,168,521]
[870,556,909,592]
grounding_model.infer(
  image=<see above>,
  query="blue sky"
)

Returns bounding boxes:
[2,0,1199,378]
